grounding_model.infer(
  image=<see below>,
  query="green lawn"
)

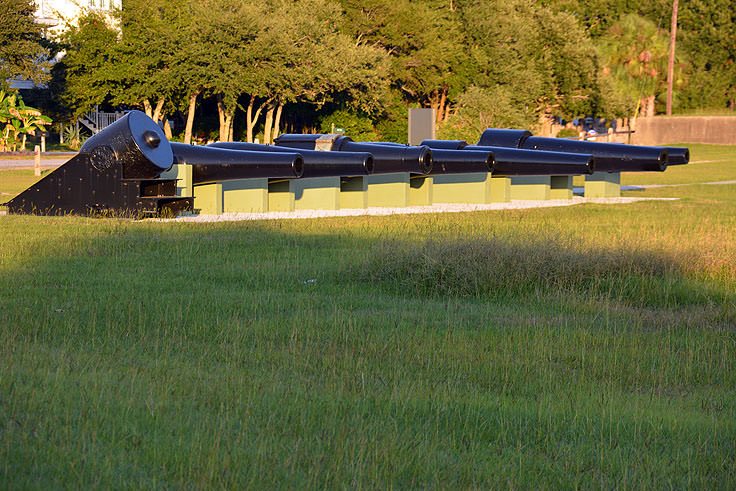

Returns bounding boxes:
[1,144,735,487]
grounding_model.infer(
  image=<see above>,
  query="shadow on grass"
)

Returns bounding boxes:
[1,216,733,325]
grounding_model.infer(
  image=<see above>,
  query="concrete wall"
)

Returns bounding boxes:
[631,116,736,145]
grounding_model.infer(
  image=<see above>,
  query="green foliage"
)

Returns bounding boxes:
[676,0,736,110]
[556,127,579,138]
[62,125,85,151]
[337,0,466,109]
[55,0,736,138]
[544,0,735,112]
[440,0,599,134]
[59,12,121,117]
[0,91,52,152]
[0,0,51,89]
[318,108,378,141]
[596,14,675,117]
[438,86,537,141]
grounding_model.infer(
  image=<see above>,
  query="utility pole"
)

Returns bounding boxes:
[666,0,679,115]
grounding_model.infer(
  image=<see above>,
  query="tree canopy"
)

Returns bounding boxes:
[0,0,51,90]
[54,0,736,141]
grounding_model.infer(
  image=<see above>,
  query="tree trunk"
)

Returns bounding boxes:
[184,90,199,144]
[152,99,165,123]
[21,133,27,151]
[163,115,173,140]
[437,88,447,123]
[272,103,283,143]
[246,98,254,142]
[246,96,270,143]
[216,94,234,141]
[442,100,451,122]
[143,99,153,118]
[263,105,275,145]
[227,114,235,142]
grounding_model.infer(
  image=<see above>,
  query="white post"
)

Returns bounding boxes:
[41,134,46,153]
[34,145,41,176]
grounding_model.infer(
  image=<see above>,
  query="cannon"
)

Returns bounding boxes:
[4,111,313,216]
[476,128,689,172]
[170,143,304,184]
[5,110,194,216]
[2,111,688,217]
[208,141,373,178]
[421,140,595,176]
[273,134,433,175]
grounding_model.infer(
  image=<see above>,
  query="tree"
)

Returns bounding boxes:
[0,0,51,89]
[543,0,736,112]
[676,0,736,110]
[59,12,120,118]
[443,0,599,135]
[337,0,465,124]
[257,0,388,143]
[597,14,673,117]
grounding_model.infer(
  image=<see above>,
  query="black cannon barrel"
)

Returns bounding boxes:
[419,139,469,150]
[209,141,374,177]
[478,128,668,172]
[465,145,594,176]
[274,134,433,175]
[664,146,689,166]
[332,138,432,175]
[80,110,173,179]
[428,148,495,174]
[423,138,594,176]
[344,140,434,175]
[170,143,304,184]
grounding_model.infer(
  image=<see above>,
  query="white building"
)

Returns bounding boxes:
[35,0,121,33]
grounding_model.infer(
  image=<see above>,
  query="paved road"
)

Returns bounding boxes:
[0,154,75,169]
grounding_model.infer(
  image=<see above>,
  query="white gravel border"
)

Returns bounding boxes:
[160,196,678,223]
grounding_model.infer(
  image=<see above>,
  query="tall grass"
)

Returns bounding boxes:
[361,234,731,309]
[0,144,735,487]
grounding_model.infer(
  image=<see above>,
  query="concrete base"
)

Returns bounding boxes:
[409,175,433,206]
[432,173,489,204]
[365,173,410,207]
[584,172,621,198]
[510,176,551,200]
[170,164,193,198]
[550,176,573,200]
[223,178,268,212]
[268,180,294,212]
[193,183,223,214]
[292,177,340,210]
[340,177,368,209]
[490,176,511,203]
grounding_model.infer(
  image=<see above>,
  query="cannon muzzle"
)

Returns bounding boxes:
[478,128,669,172]
[80,110,173,179]
[170,143,304,184]
[664,147,689,166]
[209,141,373,177]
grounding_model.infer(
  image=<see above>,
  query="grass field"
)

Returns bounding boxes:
[1,145,735,487]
